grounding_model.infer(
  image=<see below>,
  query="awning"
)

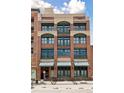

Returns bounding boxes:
[39,62,54,67]
[57,62,71,66]
[74,61,89,66]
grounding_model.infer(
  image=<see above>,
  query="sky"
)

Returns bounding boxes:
[31,0,93,44]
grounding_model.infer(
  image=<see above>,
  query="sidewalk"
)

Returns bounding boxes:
[32,81,93,93]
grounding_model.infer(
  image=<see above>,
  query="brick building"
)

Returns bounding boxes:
[31,8,93,82]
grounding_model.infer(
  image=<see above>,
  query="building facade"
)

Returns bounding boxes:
[31,8,93,82]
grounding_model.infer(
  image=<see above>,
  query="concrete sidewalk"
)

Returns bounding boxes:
[32,81,93,93]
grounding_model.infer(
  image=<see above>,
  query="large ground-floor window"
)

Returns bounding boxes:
[74,67,88,79]
[57,67,70,80]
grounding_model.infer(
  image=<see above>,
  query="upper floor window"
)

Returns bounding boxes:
[41,37,54,44]
[58,37,70,46]
[57,21,70,34]
[74,37,86,44]
[31,48,33,54]
[31,36,34,43]
[31,27,34,33]
[74,23,86,31]
[42,26,54,31]
[57,26,70,34]
[41,49,54,59]
[74,34,86,44]
[58,49,70,57]
[41,23,54,31]
[31,17,34,22]
[74,48,87,59]
[41,34,54,44]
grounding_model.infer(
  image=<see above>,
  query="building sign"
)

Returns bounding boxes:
[31,69,36,80]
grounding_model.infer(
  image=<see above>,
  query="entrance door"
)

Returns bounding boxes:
[41,67,49,80]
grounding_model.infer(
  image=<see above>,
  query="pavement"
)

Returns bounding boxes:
[31,81,93,93]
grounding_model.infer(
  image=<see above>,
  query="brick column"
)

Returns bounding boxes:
[36,17,41,82]
[86,36,93,80]
[36,36,41,81]
[54,34,58,80]
[70,24,74,80]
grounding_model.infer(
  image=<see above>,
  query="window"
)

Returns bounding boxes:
[42,26,54,31]
[58,67,70,79]
[41,49,54,59]
[74,37,86,44]
[58,49,70,56]
[31,48,33,54]
[74,67,87,78]
[31,17,34,22]
[41,37,54,44]
[74,23,86,31]
[58,37,70,46]
[74,48,87,58]
[57,26,70,34]
[31,36,34,43]
[31,27,34,33]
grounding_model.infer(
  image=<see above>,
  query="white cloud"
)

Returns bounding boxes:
[54,7,64,14]
[31,0,85,14]
[31,0,53,13]
[62,0,85,14]
[31,0,52,8]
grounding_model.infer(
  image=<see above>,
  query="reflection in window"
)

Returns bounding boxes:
[58,37,70,46]
[42,37,54,44]
[58,49,70,57]
[74,48,87,59]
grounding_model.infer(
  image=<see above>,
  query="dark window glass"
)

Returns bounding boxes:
[31,17,34,22]
[74,37,86,44]
[31,27,34,33]
[57,26,70,34]
[31,48,33,54]
[58,37,70,46]
[41,49,54,59]
[74,23,86,31]
[42,26,54,31]
[58,49,70,56]
[74,67,87,79]
[41,37,54,44]
[31,36,34,43]
[74,48,87,58]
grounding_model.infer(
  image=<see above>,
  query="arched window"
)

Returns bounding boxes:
[41,34,54,44]
[57,21,70,34]
[74,34,86,44]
